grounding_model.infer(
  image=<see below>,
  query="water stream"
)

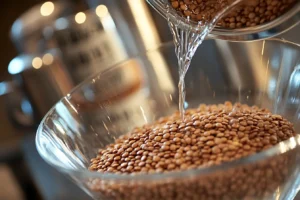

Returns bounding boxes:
[166,0,243,119]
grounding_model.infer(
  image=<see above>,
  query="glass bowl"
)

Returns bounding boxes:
[36,39,300,200]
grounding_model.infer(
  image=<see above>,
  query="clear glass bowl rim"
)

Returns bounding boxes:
[36,39,300,181]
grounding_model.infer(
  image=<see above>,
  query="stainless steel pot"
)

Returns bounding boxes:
[3,50,73,123]
[0,81,34,128]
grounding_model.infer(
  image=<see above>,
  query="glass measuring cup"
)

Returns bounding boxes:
[146,0,300,41]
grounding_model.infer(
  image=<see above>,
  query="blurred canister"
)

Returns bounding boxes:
[85,0,173,46]
[10,1,70,54]
[6,0,174,125]
[46,5,128,83]
[43,1,175,127]
[7,50,75,121]
[82,0,175,99]
[46,0,174,87]
[0,1,70,128]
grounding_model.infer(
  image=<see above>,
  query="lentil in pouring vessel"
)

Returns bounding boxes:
[170,0,298,28]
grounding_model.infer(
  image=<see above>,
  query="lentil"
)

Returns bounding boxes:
[89,102,295,174]
[88,102,297,200]
[169,0,297,28]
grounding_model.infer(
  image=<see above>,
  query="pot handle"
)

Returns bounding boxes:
[0,81,14,96]
[0,81,35,129]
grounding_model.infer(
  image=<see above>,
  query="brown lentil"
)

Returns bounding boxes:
[88,102,297,200]
[89,102,295,174]
[169,0,297,28]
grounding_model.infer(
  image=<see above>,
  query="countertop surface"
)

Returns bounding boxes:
[22,135,91,200]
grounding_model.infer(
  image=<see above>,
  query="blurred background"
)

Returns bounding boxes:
[0,1,41,199]
[0,0,299,200]
[0,0,173,199]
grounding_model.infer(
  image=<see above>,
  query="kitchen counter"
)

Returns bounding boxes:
[22,135,91,200]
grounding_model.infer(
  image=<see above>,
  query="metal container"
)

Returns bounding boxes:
[10,1,69,54]
[85,0,172,49]
[45,0,174,82]
[4,1,175,125]
[4,50,73,122]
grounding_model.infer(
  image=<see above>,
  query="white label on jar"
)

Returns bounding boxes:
[53,12,128,83]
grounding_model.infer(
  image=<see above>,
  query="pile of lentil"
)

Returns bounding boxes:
[89,102,296,174]
[169,0,297,28]
[87,102,298,200]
